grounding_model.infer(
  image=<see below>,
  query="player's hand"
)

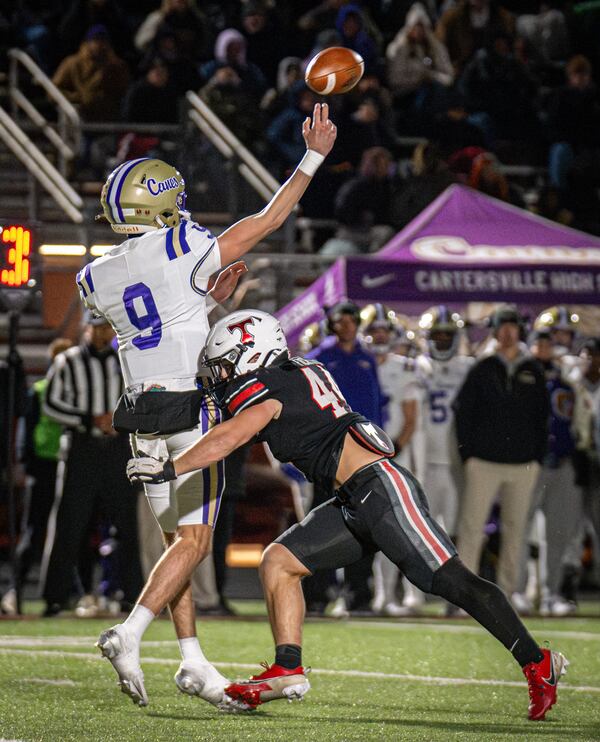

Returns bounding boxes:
[303,102,337,157]
[208,261,248,304]
[126,456,177,484]
[94,413,117,436]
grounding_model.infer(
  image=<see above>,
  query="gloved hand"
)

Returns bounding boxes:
[127,455,177,484]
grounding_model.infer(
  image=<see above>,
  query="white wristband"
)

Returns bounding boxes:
[298,149,325,176]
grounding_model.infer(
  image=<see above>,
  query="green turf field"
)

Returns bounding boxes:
[1,602,599,742]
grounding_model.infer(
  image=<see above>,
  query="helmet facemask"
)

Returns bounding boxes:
[428,329,460,361]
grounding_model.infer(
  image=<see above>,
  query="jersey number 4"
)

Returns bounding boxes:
[123,283,162,350]
[302,366,346,419]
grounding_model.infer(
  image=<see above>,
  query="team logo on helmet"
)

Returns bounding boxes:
[146,176,181,196]
[227,318,256,344]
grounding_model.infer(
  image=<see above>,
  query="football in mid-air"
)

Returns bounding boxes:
[305,47,364,95]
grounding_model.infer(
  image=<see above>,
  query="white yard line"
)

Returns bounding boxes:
[0,646,598,694]
[2,620,600,646]
[21,677,78,686]
[345,621,600,642]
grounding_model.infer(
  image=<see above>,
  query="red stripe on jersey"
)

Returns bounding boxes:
[228,381,266,414]
[381,460,452,565]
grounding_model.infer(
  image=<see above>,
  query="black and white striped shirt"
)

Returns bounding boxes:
[43,344,123,432]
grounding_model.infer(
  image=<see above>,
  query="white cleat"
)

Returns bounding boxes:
[174,661,253,713]
[96,625,148,707]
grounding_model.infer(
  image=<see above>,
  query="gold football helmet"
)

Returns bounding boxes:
[534,306,580,333]
[360,303,397,332]
[298,321,325,354]
[99,158,186,234]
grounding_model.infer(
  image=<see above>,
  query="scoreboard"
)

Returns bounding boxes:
[1,224,32,288]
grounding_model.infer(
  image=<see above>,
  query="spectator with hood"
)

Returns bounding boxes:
[261,56,303,117]
[200,28,267,98]
[200,29,267,145]
[386,3,454,100]
[336,4,379,73]
[52,25,129,121]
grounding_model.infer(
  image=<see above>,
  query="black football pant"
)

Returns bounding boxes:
[42,432,143,609]
[278,459,541,666]
[301,484,373,612]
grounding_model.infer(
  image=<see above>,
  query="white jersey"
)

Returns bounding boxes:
[418,354,474,465]
[77,220,220,389]
[377,354,421,441]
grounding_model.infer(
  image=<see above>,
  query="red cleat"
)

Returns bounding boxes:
[523,648,569,720]
[224,662,310,709]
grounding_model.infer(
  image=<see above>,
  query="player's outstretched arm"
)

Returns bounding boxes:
[218,103,337,265]
[126,399,281,484]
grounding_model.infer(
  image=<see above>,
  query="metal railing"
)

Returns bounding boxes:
[8,49,81,177]
[3,49,83,222]
[186,91,304,251]
[0,106,84,223]
[186,90,280,201]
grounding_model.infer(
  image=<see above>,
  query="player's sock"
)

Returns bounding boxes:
[122,603,154,643]
[178,636,208,663]
[431,556,544,667]
[275,644,302,669]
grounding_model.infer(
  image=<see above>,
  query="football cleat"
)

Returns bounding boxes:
[96,624,148,707]
[523,648,569,721]
[224,662,310,709]
[174,661,252,712]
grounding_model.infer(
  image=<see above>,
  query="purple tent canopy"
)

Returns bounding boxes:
[278,185,600,346]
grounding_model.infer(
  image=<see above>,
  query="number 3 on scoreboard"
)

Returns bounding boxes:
[301,366,346,418]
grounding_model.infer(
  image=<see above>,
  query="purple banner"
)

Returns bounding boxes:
[277,259,347,346]
[345,256,600,304]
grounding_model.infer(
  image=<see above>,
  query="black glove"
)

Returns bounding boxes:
[126,456,177,484]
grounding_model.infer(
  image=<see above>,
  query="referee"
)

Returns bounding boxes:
[41,311,143,616]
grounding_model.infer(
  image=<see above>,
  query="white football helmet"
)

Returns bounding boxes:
[201,309,288,384]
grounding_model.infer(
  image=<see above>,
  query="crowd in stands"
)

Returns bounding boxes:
[2,0,600,237]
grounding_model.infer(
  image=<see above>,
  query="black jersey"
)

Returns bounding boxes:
[213,356,368,491]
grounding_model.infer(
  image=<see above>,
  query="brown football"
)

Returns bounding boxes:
[305,47,365,95]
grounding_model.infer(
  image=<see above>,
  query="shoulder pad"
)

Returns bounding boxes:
[222,373,269,416]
